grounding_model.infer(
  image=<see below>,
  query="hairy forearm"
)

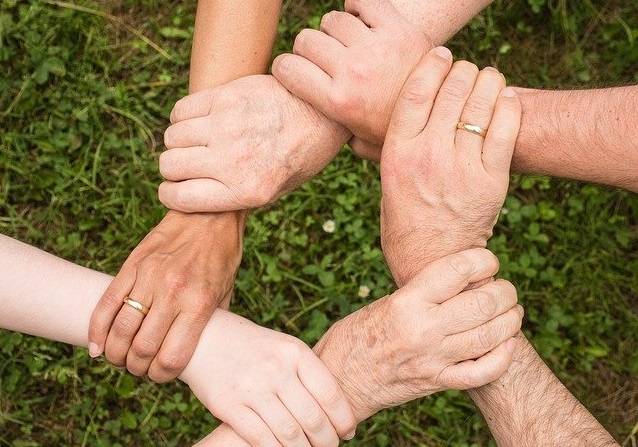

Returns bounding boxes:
[512,86,638,192]
[468,332,618,447]
[190,0,281,92]
[391,0,493,44]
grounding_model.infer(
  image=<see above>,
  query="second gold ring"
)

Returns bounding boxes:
[457,121,488,137]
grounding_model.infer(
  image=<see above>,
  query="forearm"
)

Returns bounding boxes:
[468,332,618,446]
[512,86,638,192]
[0,235,111,346]
[390,0,494,44]
[190,0,281,92]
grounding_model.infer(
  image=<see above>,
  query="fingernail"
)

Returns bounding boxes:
[501,87,516,97]
[505,338,517,354]
[344,431,356,441]
[88,342,102,358]
[433,46,452,60]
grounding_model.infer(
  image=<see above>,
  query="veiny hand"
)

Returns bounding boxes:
[88,211,245,382]
[380,48,522,286]
[190,248,521,447]
[180,310,356,447]
[159,75,350,213]
[272,0,432,161]
[314,248,521,421]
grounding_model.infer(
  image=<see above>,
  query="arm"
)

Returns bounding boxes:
[378,49,618,445]
[0,234,356,446]
[156,0,495,213]
[467,333,619,447]
[88,0,281,382]
[512,86,638,192]
[272,0,638,193]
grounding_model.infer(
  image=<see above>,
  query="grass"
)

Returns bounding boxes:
[1,0,637,445]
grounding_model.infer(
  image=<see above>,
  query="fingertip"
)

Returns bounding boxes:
[431,46,452,61]
[88,342,102,358]
[501,87,517,98]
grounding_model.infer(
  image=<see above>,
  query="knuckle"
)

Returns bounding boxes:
[130,336,160,361]
[320,10,338,30]
[445,253,474,278]
[155,348,189,377]
[101,289,126,308]
[401,76,435,105]
[473,289,498,319]
[111,313,140,338]
[280,421,302,441]
[441,77,472,100]
[476,322,498,352]
[303,410,328,433]
[169,99,185,124]
[464,97,493,117]
[163,125,178,148]
[293,29,312,52]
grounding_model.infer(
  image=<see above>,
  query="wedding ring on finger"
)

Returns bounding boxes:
[123,297,150,316]
[457,121,488,137]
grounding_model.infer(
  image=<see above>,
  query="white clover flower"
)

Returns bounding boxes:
[500,207,509,215]
[358,285,371,298]
[322,219,336,233]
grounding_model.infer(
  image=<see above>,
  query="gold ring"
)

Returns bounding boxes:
[123,297,150,316]
[457,121,487,137]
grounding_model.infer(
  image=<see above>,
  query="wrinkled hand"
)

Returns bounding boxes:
[380,48,522,286]
[191,249,521,447]
[180,309,356,447]
[314,248,521,421]
[159,75,349,213]
[88,211,245,382]
[272,0,432,161]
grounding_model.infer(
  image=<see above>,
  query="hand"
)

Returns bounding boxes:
[88,211,245,382]
[190,248,522,447]
[159,75,350,213]
[380,48,522,286]
[272,0,432,159]
[180,310,357,447]
[314,248,522,421]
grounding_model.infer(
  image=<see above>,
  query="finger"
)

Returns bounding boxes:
[169,89,218,125]
[347,136,381,162]
[163,116,214,149]
[482,87,521,177]
[292,29,344,76]
[397,248,500,306]
[426,60,479,147]
[126,296,177,378]
[271,53,332,113]
[225,407,283,447]
[88,270,136,357]
[147,309,209,383]
[320,10,371,47]
[103,291,149,366]
[385,46,453,141]
[159,146,216,181]
[445,304,523,361]
[455,67,505,161]
[278,382,340,447]
[344,0,402,29]
[250,396,310,447]
[158,179,240,213]
[438,279,518,335]
[297,353,357,440]
[441,337,518,389]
